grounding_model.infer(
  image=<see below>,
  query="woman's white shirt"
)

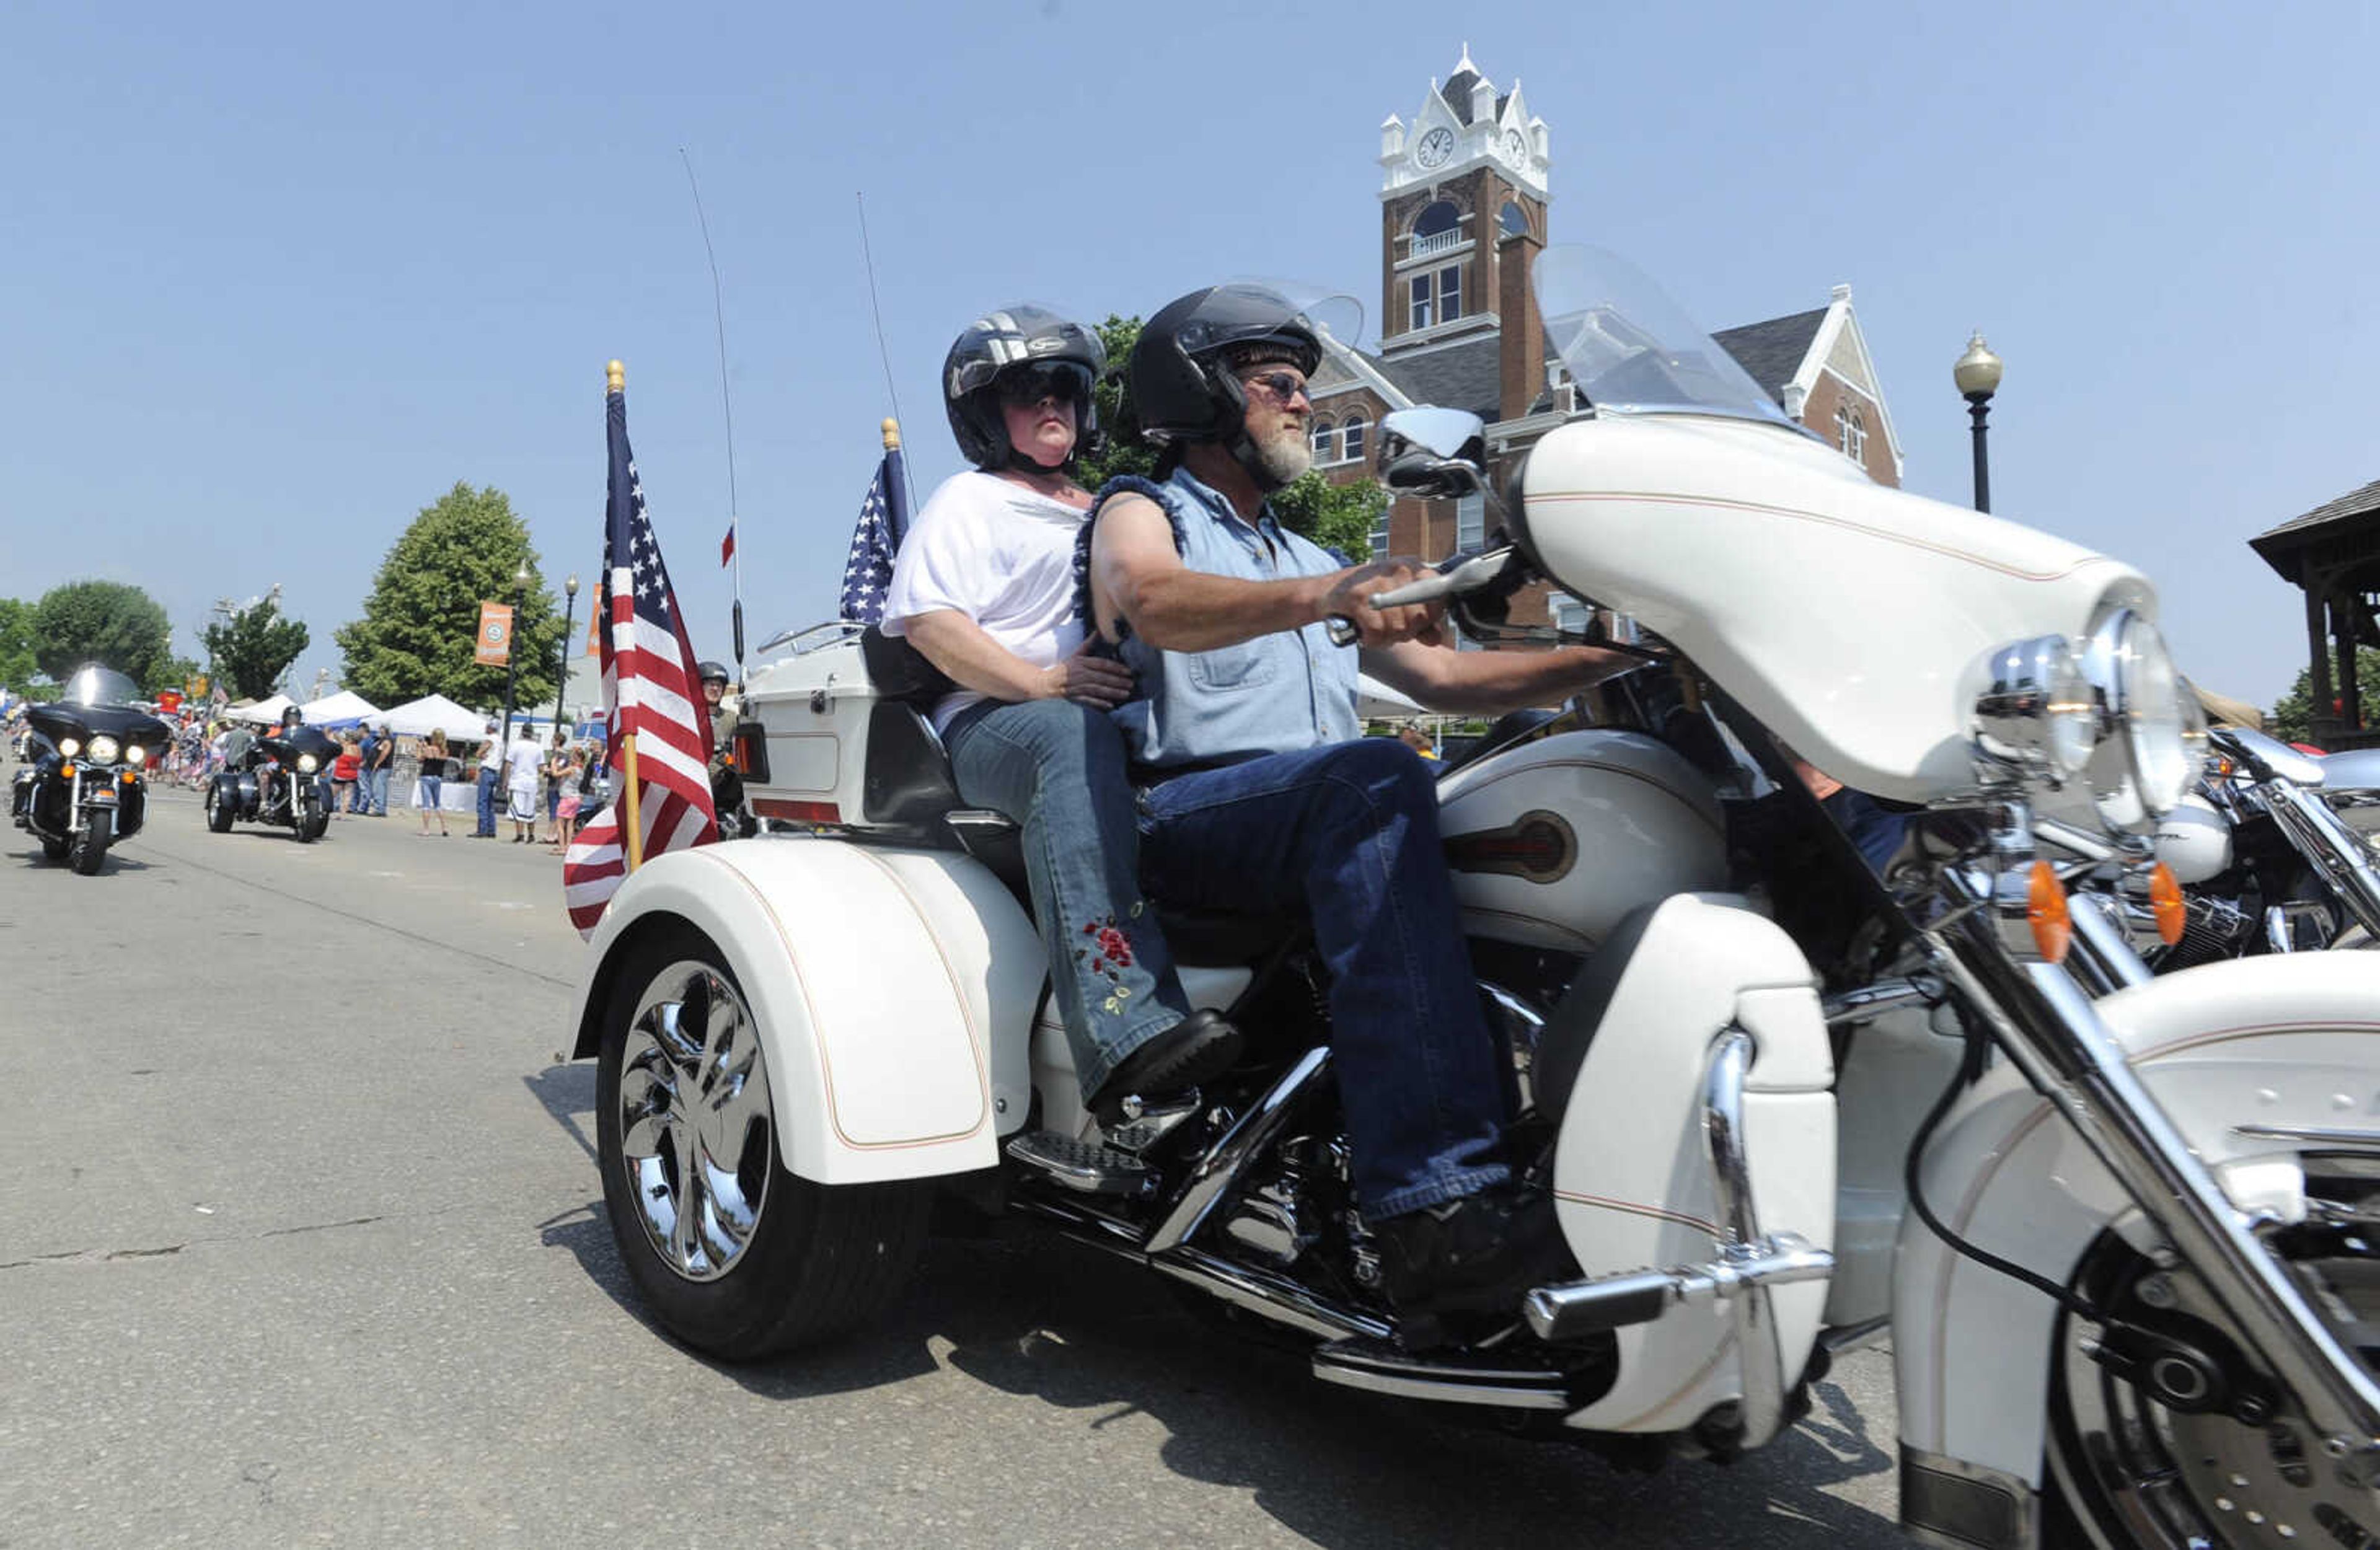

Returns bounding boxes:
[883,470,1086,733]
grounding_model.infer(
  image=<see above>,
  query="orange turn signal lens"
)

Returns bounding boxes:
[2149,862,2187,946]
[2027,860,2072,964]
[57,762,75,778]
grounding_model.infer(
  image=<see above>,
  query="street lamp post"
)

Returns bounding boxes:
[1954,330,2003,513]
[550,573,580,736]
[498,561,531,754]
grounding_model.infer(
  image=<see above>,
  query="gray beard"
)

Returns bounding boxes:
[1250,428,1313,488]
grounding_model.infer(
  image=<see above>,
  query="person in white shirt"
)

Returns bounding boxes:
[883,305,1238,1123]
[503,727,544,844]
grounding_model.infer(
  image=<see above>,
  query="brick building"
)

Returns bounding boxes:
[1307,48,1906,630]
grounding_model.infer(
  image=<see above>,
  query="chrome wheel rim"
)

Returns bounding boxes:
[614,959,774,1283]
[2052,1153,2380,1548]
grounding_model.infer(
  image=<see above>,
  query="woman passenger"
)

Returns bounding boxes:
[882,306,1240,1125]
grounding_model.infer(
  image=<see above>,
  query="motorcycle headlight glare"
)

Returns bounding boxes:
[125,744,148,766]
[296,753,319,774]
[58,738,81,758]
[1973,633,2097,782]
[86,735,120,765]
[2081,609,2193,826]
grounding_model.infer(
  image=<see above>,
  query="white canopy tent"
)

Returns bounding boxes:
[298,690,382,728]
[378,694,496,742]
[226,694,294,724]
[1355,672,1424,721]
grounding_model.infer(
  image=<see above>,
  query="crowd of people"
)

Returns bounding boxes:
[120,707,609,852]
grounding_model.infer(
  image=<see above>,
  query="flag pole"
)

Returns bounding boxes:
[606,357,645,874]
[621,733,644,872]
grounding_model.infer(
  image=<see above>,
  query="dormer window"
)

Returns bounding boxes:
[1836,402,1867,465]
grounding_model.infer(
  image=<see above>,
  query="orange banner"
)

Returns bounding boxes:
[475,601,514,666]
[585,604,601,656]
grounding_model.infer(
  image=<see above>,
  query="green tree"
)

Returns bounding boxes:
[146,654,203,698]
[0,598,39,694]
[2270,646,2380,744]
[201,593,311,699]
[1073,314,1388,560]
[335,482,563,711]
[30,580,172,684]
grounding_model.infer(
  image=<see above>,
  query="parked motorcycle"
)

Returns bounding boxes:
[205,721,335,842]
[564,247,2380,1548]
[9,666,170,874]
[2042,723,2380,974]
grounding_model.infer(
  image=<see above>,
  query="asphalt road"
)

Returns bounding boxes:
[0,785,1910,1548]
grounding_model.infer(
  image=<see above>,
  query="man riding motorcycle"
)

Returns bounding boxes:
[1080,283,1631,1316]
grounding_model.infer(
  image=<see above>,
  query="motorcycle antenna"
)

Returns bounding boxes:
[855,190,914,543]
[679,148,745,679]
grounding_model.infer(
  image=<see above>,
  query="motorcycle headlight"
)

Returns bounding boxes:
[1973,633,2097,782]
[296,753,319,774]
[58,738,81,758]
[125,744,148,766]
[2080,609,2200,827]
[86,735,120,765]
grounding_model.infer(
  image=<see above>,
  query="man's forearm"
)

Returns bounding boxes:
[1411,646,1632,716]
[1121,570,1328,653]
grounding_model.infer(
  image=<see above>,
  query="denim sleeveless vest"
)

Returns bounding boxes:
[1078,468,1359,770]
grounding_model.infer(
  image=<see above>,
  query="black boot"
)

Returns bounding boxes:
[1086,1009,1243,1126]
[1373,1184,1574,1324]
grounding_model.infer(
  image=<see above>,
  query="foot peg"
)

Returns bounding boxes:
[1005,1130,1155,1197]
[1521,1231,1833,1342]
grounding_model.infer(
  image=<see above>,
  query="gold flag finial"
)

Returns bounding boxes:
[606,359,625,394]
[881,417,901,452]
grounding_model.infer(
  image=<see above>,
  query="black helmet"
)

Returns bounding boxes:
[697,661,730,687]
[1127,283,1338,451]
[943,304,1106,471]
[280,707,303,728]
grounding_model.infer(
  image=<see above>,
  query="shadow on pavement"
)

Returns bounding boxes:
[522,1063,598,1162]
[539,1200,1904,1549]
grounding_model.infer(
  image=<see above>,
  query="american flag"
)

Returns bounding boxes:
[563,387,719,939]
[837,447,911,626]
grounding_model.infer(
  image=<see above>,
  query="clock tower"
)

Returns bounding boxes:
[1376,44,1548,413]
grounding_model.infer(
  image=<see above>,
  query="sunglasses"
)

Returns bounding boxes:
[1241,370,1311,405]
[996,363,1090,406]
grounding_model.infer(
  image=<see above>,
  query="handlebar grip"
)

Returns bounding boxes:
[1366,577,1451,610]
[1324,616,1360,648]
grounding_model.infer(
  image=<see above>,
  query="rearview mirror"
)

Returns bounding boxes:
[1378,407,1484,460]
[1375,407,1489,501]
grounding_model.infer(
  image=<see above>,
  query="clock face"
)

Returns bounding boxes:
[1502,128,1528,164]
[1415,126,1454,169]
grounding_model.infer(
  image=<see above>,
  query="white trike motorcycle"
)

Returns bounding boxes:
[566,249,2380,1548]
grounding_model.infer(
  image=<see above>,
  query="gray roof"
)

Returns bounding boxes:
[1710,307,1828,405]
[1438,71,1511,126]
[2248,477,2380,581]
[1372,335,1503,418]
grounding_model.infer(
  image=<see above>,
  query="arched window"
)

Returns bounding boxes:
[1341,412,1368,465]
[1311,419,1336,463]
[1499,201,1529,239]
[1413,200,1460,240]
[1835,402,1867,464]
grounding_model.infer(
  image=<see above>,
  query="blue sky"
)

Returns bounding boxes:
[3,2,2373,710]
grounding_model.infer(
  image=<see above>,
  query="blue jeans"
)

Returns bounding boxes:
[475,766,499,835]
[945,698,1192,1098]
[367,767,390,815]
[1135,738,1509,1219]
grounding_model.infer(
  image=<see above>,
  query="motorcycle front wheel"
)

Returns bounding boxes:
[594,927,931,1360]
[2044,1154,2380,1548]
[71,809,112,875]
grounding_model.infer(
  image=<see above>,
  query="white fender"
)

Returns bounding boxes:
[1552,893,1838,1433]
[571,837,1046,1184]
[1894,951,2380,1490]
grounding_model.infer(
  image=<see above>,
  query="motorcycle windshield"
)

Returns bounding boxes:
[1533,246,1804,432]
[61,666,141,708]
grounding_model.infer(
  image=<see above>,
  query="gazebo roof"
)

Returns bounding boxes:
[2249,476,2380,583]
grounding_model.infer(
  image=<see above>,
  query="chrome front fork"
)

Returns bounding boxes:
[1930,877,2380,1464]
[2262,778,2380,941]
